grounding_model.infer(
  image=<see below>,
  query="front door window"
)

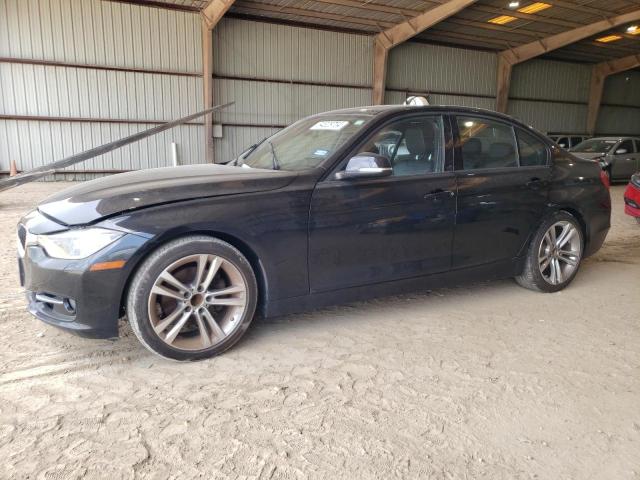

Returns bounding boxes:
[357,116,445,176]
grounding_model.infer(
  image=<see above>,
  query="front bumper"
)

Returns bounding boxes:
[18,233,149,339]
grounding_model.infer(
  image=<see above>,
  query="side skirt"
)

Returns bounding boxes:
[263,258,524,318]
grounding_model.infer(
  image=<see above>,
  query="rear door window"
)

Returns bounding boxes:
[517,129,548,167]
[456,116,518,170]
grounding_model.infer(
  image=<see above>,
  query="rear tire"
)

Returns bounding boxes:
[515,211,583,293]
[127,235,258,361]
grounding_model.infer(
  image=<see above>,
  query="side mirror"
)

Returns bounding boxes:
[335,153,392,180]
[615,148,627,155]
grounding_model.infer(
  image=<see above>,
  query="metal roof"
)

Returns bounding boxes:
[115,0,640,64]
[139,0,210,9]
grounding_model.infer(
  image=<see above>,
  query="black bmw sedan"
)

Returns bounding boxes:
[17,106,611,360]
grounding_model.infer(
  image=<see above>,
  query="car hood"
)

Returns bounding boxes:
[38,164,297,226]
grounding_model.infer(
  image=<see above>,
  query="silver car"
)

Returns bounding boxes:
[549,134,589,150]
[570,137,640,182]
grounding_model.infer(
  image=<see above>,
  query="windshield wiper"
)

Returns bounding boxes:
[233,146,253,166]
[268,140,280,170]
[233,137,267,166]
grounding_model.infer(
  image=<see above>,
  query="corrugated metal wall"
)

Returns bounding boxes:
[384,43,595,134]
[508,59,590,133]
[507,100,587,133]
[509,59,590,103]
[215,29,610,156]
[3,5,639,178]
[597,70,640,135]
[0,0,203,178]
[385,44,638,135]
[384,42,496,109]
[602,70,640,106]
[211,18,372,162]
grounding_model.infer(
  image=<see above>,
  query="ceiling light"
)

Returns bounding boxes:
[517,2,552,14]
[488,15,517,25]
[595,34,623,43]
[627,25,640,34]
[508,1,520,8]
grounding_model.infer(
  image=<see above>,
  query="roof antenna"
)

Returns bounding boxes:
[404,95,430,106]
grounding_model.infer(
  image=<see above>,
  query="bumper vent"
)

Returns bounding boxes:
[30,291,77,321]
[17,224,26,249]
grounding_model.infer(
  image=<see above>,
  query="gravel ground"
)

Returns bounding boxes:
[0,182,638,480]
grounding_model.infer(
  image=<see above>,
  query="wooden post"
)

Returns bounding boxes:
[495,54,512,113]
[586,68,606,136]
[202,19,214,163]
[372,39,389,105]
[200,0,236,163]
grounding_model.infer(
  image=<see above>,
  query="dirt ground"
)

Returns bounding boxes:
[0,182,638,480]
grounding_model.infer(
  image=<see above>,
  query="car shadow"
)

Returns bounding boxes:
[238,277,517,347]
[235,254,627,352]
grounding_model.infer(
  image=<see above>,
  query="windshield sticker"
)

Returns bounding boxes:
[354,120,365,126]
[313,149,329,156]
[311,121,349,131]
[604,140,617,143]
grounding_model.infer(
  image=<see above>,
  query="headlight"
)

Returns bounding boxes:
[36,228,124,260]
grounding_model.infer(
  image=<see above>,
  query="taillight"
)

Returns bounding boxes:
[599,169,610,190]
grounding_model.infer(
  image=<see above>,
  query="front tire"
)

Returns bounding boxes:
[127,236,258,361]
[515,211,583,293]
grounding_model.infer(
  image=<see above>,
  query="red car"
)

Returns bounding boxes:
[624,173,640,223]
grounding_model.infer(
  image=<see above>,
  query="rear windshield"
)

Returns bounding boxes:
[571,139,617,153]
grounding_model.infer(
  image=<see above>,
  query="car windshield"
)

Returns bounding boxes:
[239,114,373,171]
[571,139,618,153]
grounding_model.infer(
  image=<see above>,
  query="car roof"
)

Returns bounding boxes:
[318,104,544,137]
[322,104,513,120]
[587,136,639,141]
[549,134,588,137]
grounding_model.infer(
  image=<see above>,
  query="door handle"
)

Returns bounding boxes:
[424,189,454,199]
[526,177,542,188]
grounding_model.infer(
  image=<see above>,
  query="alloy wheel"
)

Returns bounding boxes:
[538,221,581,285]
[147,254,247,351]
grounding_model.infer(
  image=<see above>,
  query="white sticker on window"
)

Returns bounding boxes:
[310,121,349,131]
[313,149,329,156]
